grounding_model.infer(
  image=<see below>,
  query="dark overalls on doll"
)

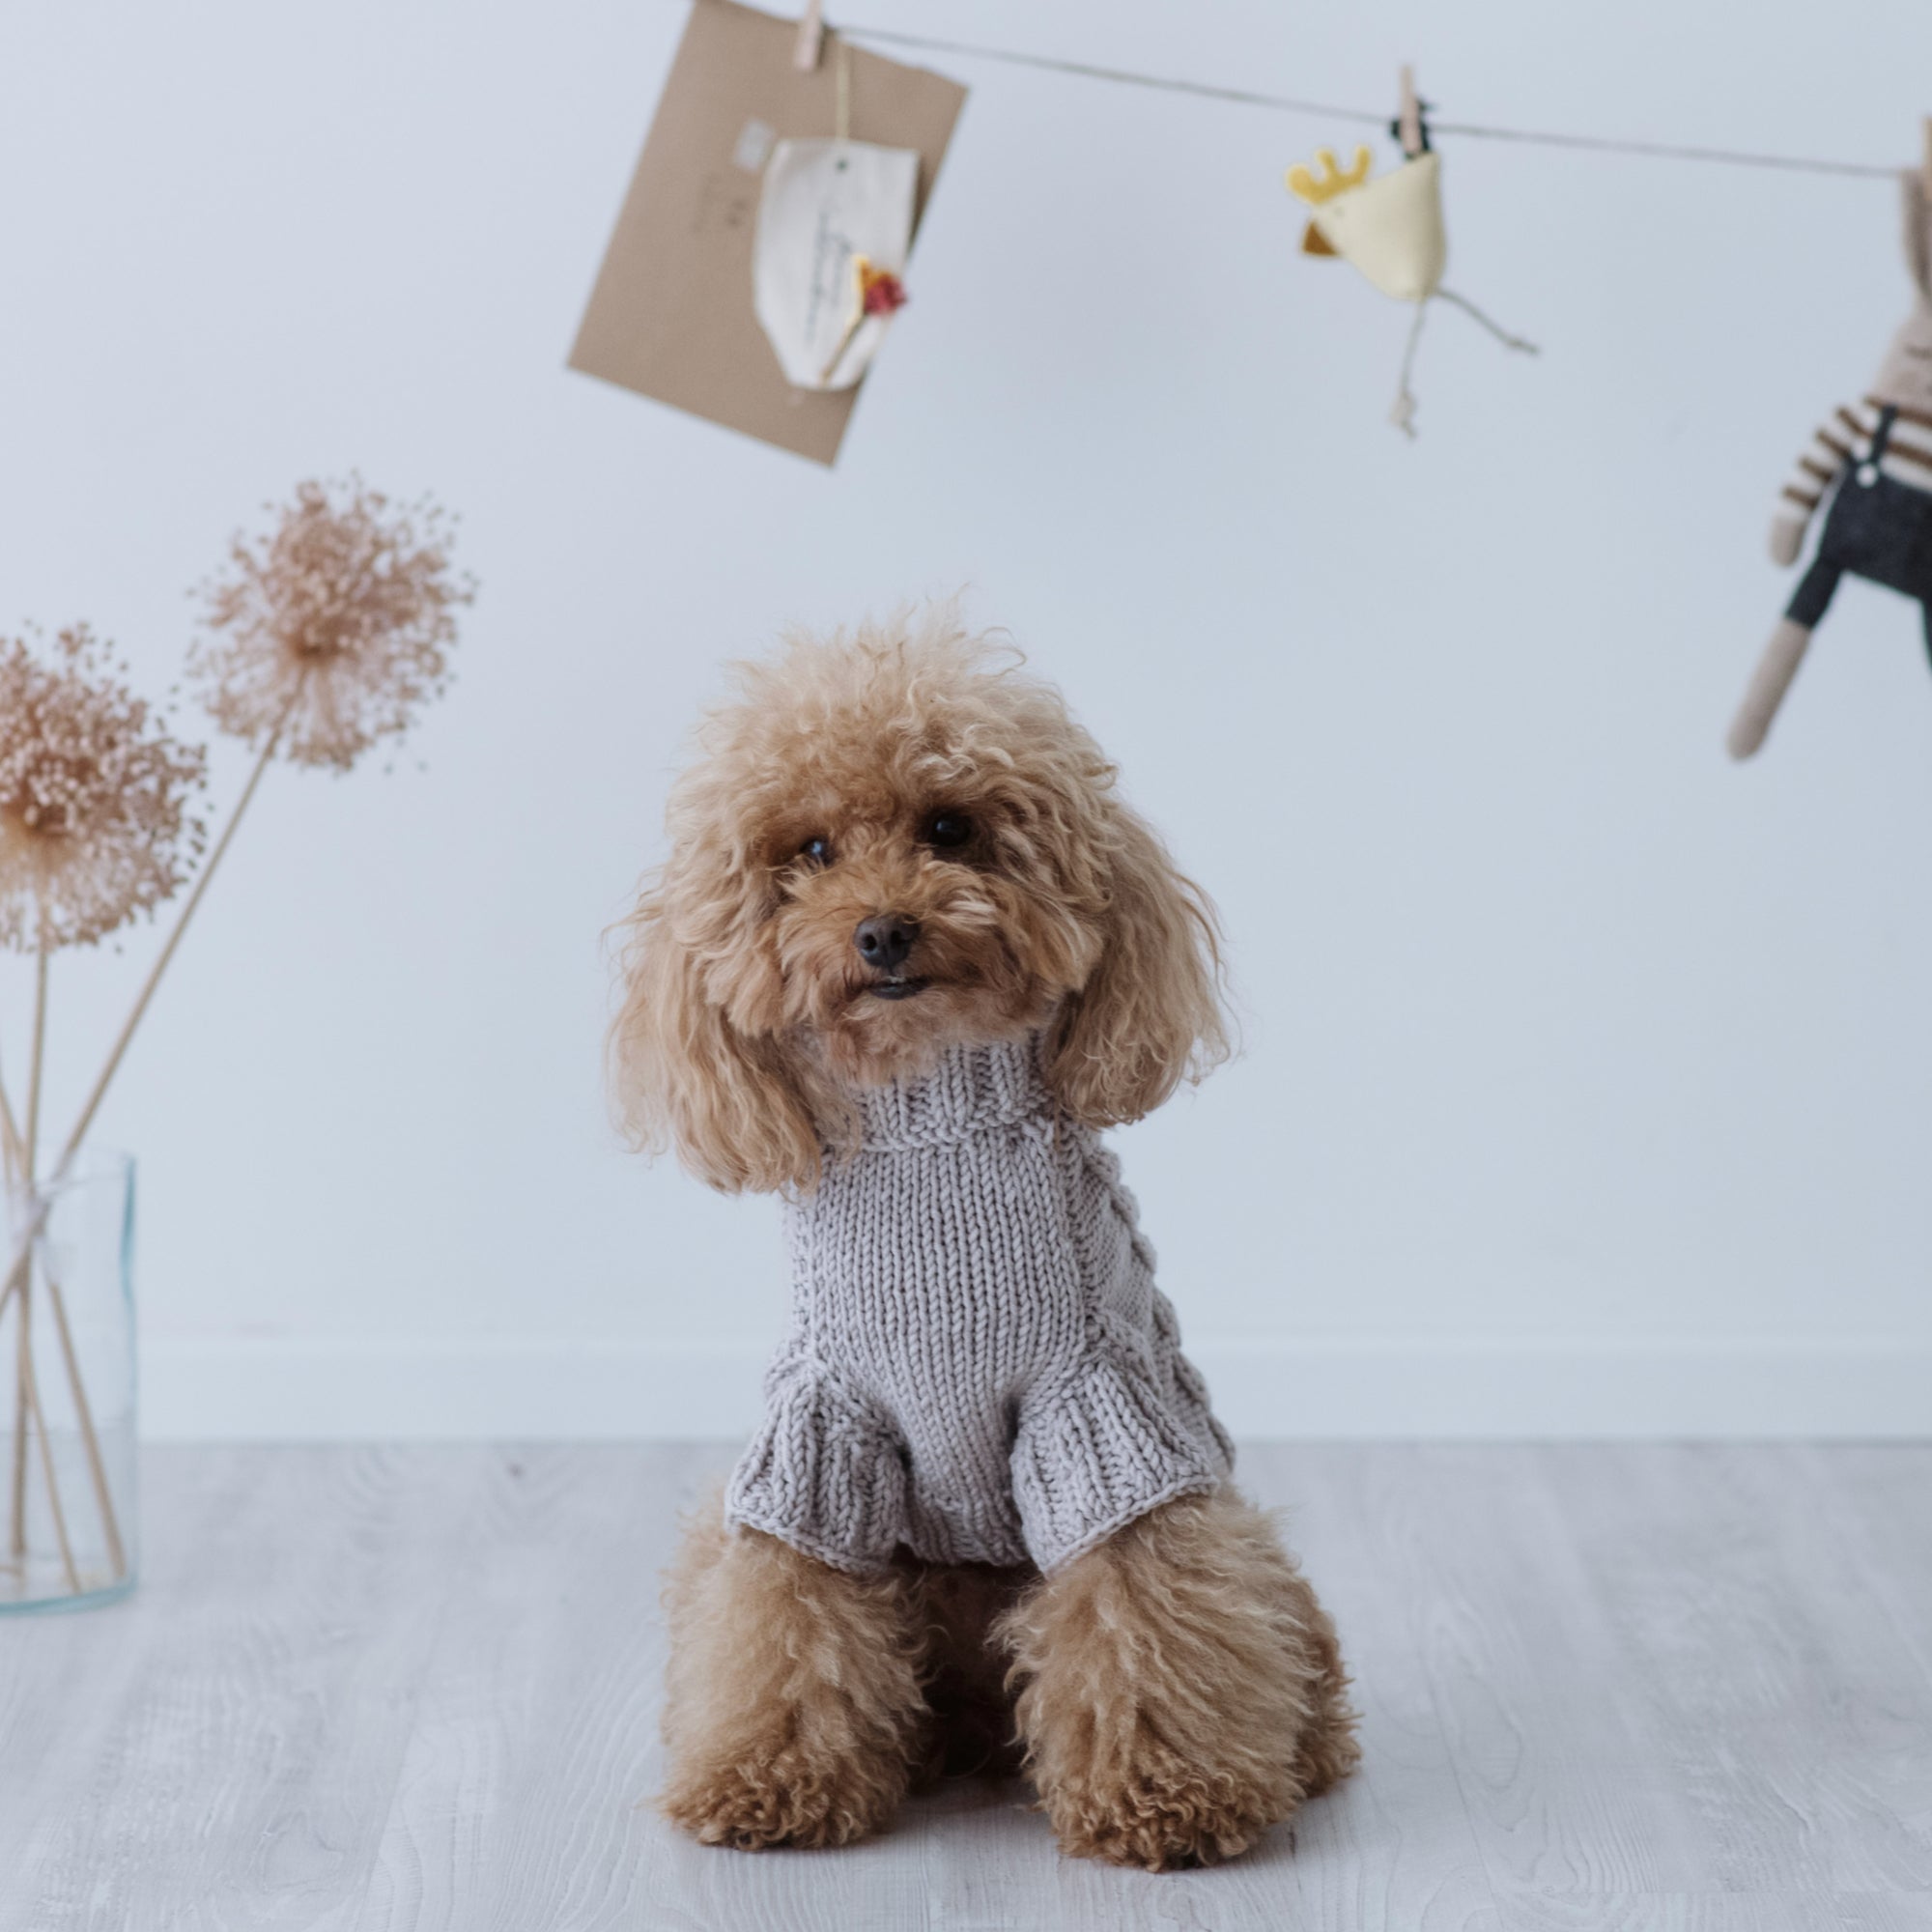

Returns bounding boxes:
[1788,405,1932,660]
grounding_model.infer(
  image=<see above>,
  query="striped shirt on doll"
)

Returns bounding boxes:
[1779,396,1932,519]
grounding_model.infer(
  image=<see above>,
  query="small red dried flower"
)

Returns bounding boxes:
[818,255,911,384]
[859,265,908,316]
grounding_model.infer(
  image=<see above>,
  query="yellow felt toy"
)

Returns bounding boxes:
[1290,145,1444,301]
[1287,71,1535,434]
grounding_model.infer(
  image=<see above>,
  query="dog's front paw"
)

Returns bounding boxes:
[661,1759,835,1850]
[1043,1753,1273,1872]
[661,1746,903,1851]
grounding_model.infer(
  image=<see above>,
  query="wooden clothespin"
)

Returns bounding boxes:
[1396,65,1426,159]
[794,0,826,71]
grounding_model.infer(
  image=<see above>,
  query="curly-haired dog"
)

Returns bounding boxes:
[613,611,1358,1870]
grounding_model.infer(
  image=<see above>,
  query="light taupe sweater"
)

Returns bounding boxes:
[725,1037,1232,1575]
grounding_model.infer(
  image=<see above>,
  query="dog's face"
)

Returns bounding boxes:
[759,790,1078,1083]
[735,671,1119,1088]
[612,615,1228,1193]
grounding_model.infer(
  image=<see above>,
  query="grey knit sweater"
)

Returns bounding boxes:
[724,1037,1233,1575]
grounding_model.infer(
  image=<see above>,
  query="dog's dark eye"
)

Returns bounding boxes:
[922,811,973,850]
[798,836,833,867]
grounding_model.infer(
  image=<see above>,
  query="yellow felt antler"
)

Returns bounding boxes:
[1286,146,1373,207]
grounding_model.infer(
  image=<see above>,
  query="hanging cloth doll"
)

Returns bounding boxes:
[1728,163,1932,758]
[1286,71,1536,435]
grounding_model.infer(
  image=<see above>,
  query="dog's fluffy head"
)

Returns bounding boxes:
[612,611,1229,1193]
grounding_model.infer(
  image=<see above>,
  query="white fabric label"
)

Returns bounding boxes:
[752,137,918,391]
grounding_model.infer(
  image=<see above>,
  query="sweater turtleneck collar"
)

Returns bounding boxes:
[847,1035,1052,1152]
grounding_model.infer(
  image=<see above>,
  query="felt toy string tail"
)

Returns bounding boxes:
[1392,289,1540,435]
[1437,287,1540,355]
[1391,304,1429,437]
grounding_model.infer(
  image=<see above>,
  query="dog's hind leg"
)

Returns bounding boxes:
[998,1487,1359,1871]
[659,1492,927,1849]
[903,1560,1037,1784]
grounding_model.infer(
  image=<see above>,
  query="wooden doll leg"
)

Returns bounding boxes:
[1730,611,1824,759]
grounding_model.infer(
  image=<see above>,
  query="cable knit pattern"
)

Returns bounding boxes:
[725,1037,1233,1575]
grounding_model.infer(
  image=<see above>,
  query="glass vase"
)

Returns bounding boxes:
[0,1151,137,1611]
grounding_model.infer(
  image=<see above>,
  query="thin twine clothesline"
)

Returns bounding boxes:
[836,24,1902,182]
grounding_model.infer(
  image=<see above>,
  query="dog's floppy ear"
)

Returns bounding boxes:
[1043,804,1231,1127]
[610,887,821,1195]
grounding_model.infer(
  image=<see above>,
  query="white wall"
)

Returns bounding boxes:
[2,0,1928,1440]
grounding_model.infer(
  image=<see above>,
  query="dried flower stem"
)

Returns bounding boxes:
[0,678,303,1404]
[5,1291,25,1563]
[0,1059,20,1187]
[0,1200,39,1335]
[22,1356,78,1596]
[0,1127,127,1588]
[39,1237,124,1578]
[819,312,867,385]
[9,952,47,1559]
[59,676,304,1186]
[24,951,46,1170]
[0,1030,22,1182]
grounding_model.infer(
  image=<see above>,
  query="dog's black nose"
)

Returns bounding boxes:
[855,913,919,973]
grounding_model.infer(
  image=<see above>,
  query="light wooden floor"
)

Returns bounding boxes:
[2,1444,1929,1931]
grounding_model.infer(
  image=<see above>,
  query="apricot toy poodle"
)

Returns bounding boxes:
[612,610,1358,1870]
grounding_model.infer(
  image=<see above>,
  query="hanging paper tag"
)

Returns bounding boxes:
[568,0,965,466]
[753,137,918,390]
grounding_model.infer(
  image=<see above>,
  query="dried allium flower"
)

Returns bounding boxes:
[189,478,474,773]
[0,627,209,952]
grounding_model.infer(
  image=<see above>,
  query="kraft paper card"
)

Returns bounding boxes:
[569,0,967,466]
